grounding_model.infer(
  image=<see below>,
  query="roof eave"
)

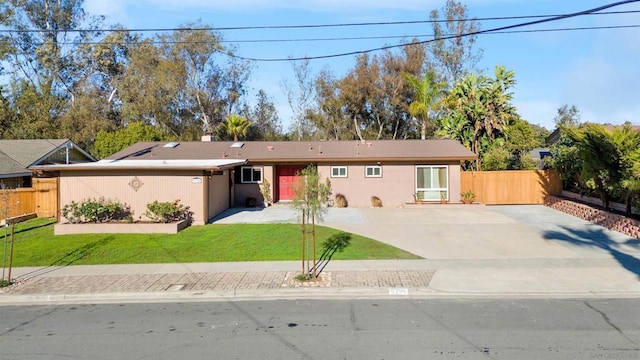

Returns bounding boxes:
[248,156,477,163]
[0,172,31,179]
[30,161,247,172]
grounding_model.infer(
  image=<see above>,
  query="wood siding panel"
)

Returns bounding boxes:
[59,170,206,225]
[208,170,230,219]
[460,170,562,205]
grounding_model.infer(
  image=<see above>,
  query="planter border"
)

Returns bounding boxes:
[54,220,189,235]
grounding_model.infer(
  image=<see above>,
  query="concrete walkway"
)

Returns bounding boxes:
[1,205,639,305]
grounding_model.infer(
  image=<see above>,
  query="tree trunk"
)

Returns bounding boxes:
[353,115,364,142]
[301,209,305,274]
[7,223,15,284]
[312,213,316,279]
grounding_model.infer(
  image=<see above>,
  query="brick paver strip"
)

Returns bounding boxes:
[191,273,226,291]
[258,271,288,289]
[1,270,435,295]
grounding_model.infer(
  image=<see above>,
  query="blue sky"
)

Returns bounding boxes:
[84,0,640,131]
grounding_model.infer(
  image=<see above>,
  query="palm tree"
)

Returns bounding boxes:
[404,70,446,140]
[448,73,488,168]
[222,114,251,141]
[435,114,473,149]
[446,66,516,170]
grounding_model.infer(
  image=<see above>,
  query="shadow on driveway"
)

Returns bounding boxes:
[544,226,640,279]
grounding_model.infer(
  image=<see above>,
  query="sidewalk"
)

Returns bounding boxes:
[2,258,639,305]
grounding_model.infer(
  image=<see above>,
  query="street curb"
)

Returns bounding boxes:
[2,287,640,306]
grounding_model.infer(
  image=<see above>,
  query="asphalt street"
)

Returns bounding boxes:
[1,298,639,360]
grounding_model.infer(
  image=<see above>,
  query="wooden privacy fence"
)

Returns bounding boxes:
[460,170,562,205]
[1,177,58,219]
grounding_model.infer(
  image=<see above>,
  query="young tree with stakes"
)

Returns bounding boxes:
[292,165,331,279]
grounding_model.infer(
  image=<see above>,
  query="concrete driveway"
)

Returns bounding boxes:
[213,204,639,261]
[212,204,640,295]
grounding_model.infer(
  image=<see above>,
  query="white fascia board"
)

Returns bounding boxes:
[31,159,247,171]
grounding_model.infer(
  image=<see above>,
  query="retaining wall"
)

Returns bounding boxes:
[544,195,640,239]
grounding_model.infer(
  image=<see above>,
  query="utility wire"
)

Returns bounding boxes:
[225,0,640,62]
[0,9,639,34]
[218,24,640,44]
[21,24,640,46]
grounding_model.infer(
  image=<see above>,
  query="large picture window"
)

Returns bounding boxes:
[416,166,448,201]
[241,166,263,183]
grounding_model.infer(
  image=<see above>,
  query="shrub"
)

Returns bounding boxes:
[460,191,476,202]
[371,196,382,208]
[61,198,133,223]
[144,200,193,223]
[244,197,257,208]
[260,179,272,204]
[335,193,348,208]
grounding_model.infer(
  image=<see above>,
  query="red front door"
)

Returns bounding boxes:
[277,165,305,201]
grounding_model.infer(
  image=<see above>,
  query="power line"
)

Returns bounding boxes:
[28,24,638,46]
[0,9,639,34]
[226,0,640,62]
[218,25,640,44]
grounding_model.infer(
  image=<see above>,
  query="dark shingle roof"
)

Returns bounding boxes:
[0,139,96,176]
[0,152,29,178]
[106,140,477,163]
[0,139,70,167]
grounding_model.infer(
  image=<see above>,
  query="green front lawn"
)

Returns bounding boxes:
[4,218,420,267]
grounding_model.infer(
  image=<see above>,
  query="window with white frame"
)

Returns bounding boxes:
[331,166,347,178]
[241,166,263,183]
[365,165,382,178]
[415,165,448,201]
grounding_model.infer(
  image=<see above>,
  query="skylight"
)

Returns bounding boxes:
[163,142,180,148]
[230,142,244,148]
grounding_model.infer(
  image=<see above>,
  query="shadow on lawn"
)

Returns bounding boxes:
[11,220,57,236]
[14,236,115,281]
[544,226,640,279]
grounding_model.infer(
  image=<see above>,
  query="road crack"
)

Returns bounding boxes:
[583,301,637,345]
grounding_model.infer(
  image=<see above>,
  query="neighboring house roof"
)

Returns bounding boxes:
[31,159,247,171]
[106,140,477,163]
[0,152,30,179]
[0,139,97,178]
[529,148,551,160]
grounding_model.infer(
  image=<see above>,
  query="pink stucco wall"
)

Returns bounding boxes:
[233,165,274,206]
[317,162,462,207]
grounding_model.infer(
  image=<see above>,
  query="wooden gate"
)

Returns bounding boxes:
[33,177,58,217]
[460,170,561,205]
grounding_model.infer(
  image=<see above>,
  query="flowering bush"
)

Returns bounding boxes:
[144,200,193,223]
[61,198,133,223]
